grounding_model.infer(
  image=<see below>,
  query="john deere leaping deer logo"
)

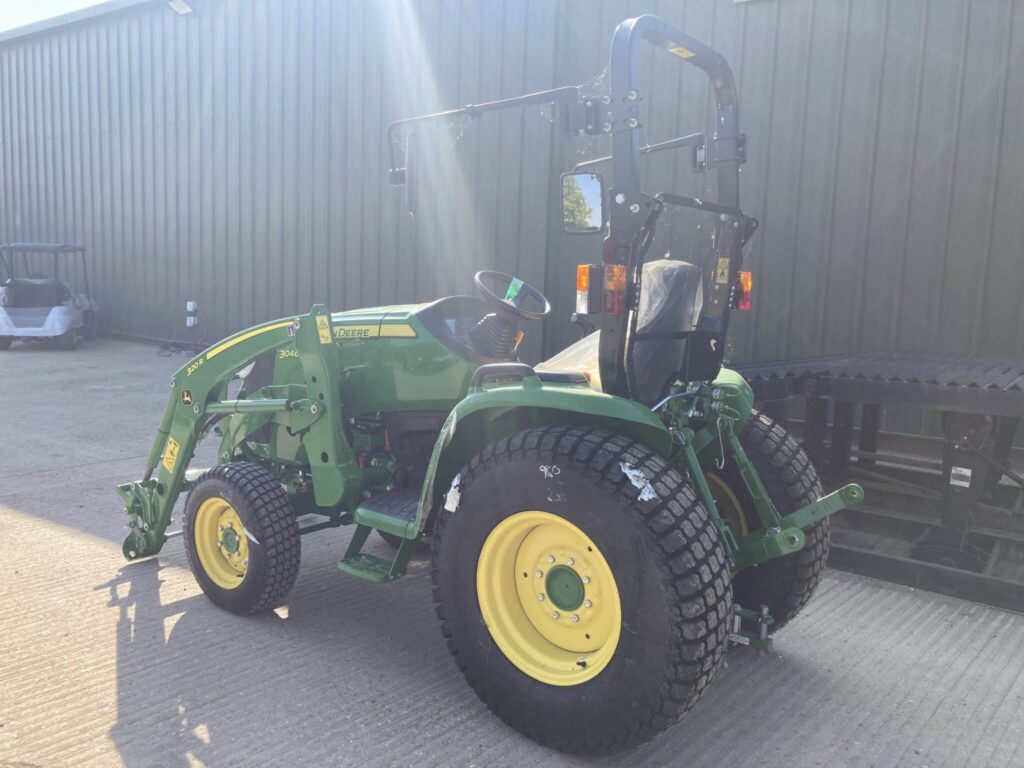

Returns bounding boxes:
[181,389,193,406]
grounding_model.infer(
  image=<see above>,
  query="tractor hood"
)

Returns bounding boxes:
[328,303,427,340]
[330,303,424,324]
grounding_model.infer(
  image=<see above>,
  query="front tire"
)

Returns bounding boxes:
[431,426,732,754]
[184,462,300,614]
[715,411,830,631]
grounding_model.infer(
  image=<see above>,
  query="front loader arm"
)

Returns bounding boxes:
[116,305,357,560]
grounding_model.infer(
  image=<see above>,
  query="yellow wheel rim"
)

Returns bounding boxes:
[194,498,250,590]
[707,472,749,538]
[476,511,621,686]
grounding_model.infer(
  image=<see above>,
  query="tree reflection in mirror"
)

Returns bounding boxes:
[562,173,604,233]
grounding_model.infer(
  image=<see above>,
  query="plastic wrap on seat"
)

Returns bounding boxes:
[538,259,703,400]
[631,259,703,404]
[537,331,603,390]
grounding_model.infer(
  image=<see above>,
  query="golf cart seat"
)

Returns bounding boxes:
[538,259,704,403]
[2,278,72,308]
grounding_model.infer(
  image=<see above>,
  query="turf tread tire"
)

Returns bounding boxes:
[430,425,732,755]
[184,462,300,614]
[729,411,829,630]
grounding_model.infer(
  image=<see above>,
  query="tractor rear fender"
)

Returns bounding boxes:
[413,374,672,534]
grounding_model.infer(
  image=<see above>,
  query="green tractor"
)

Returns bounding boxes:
[117,16,861,754]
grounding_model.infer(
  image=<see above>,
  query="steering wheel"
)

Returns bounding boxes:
[474,270,552,321]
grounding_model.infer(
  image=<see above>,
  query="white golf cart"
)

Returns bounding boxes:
[0,243,99,350]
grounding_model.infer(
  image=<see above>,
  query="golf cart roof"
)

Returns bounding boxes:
[0,243,85,254]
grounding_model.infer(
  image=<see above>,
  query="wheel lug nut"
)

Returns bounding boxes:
[551,612,560,620]
[546,555,555,564]
[570,614,579,623]
[583,599,592,608]
[535,570,543,578]
[566,557,574,566]
[582,576,590,584]
[537,594,545,601]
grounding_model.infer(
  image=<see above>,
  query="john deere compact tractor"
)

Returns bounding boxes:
[117,16,862,754]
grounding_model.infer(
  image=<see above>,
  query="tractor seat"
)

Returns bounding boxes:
[537,259,704,402]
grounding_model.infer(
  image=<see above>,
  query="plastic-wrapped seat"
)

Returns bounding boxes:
[538,258,703,404]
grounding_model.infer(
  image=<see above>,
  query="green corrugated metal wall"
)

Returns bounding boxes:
[1,0,1022,364]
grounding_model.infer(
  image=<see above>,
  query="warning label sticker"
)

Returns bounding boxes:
[162,437,180,473]
[950,466,972,488]
[715,257,731,284]
[668,45,696,59]
[316,315,333,344]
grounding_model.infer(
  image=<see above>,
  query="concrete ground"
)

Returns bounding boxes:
[1,337,1023,768]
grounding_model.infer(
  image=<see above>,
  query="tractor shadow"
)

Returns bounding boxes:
[98,540,492,768]
[100,548,835,768]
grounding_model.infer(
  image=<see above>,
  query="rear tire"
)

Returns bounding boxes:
[0,337,11,350]
[718,411,830,631]
[184,462,300,614]
[57,329,78,350]
[431,425,732,754]
[81,310,98,339]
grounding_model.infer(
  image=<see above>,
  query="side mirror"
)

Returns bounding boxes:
[561,172,605,234]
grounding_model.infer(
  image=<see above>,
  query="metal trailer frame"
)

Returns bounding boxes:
[738,351,1024,612]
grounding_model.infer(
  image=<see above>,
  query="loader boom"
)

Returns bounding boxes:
[117,306,354,560]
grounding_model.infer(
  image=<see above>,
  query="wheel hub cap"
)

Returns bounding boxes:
[220,525,241,555]
[545,565,584,611]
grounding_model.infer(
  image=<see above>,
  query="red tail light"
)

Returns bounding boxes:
[604,264,627,315]
[736,270,752,311]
